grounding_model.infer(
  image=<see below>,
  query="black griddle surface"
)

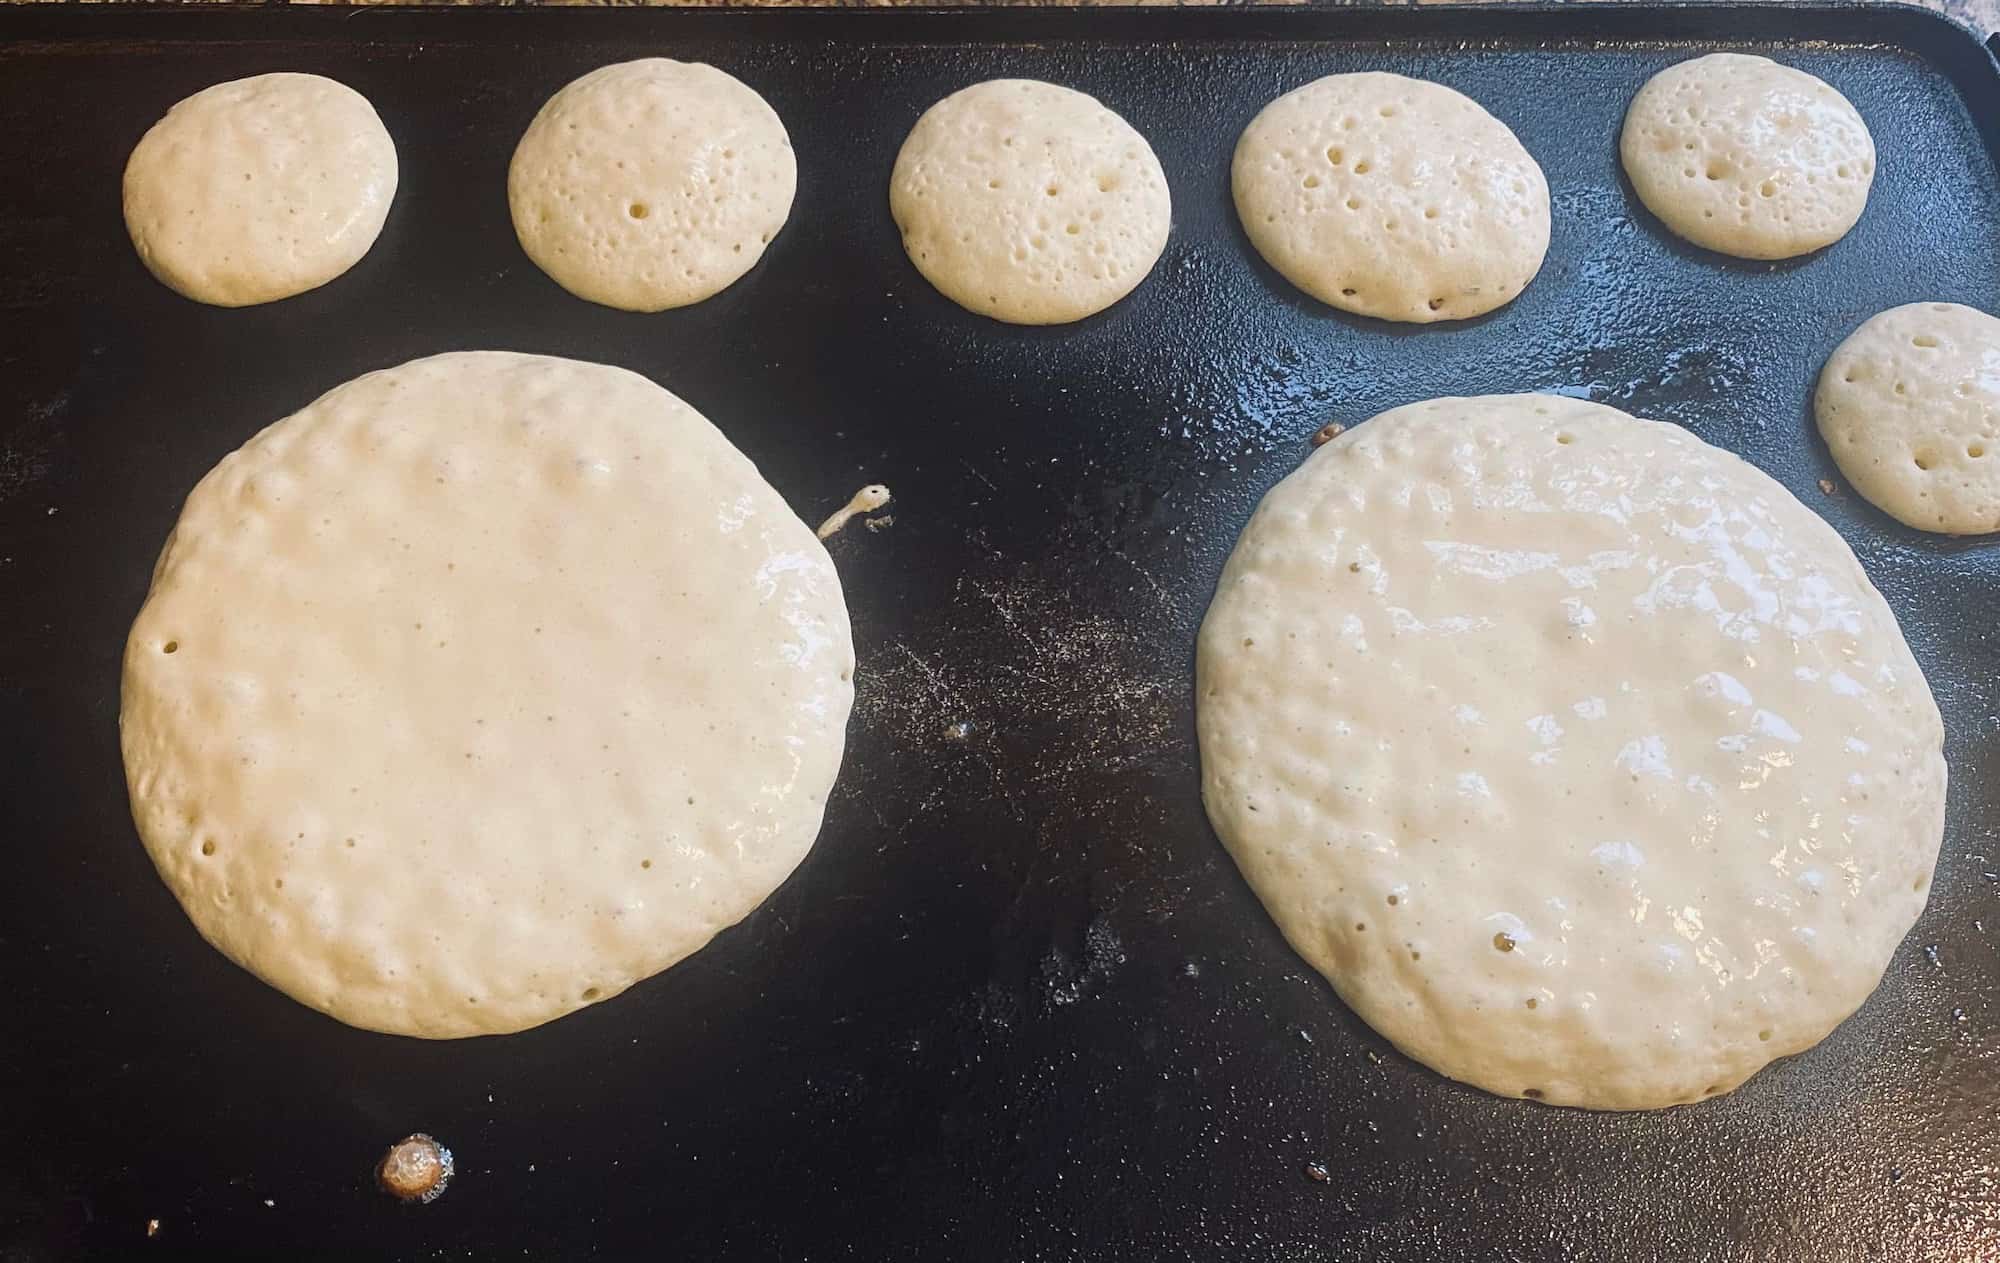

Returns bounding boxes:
[2,6,1998,1259]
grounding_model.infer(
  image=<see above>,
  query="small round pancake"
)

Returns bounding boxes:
[1817,302,2000,535]
[889,79,1171,325]
[509,59,796,312]
[1197,394,1945,1110]
[1621,53,1875,260]
[1232,73,1550,323]
[121,352,854,1038]
[122,73,397,307]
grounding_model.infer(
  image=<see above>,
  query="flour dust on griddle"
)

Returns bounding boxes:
[851,513,1187,830]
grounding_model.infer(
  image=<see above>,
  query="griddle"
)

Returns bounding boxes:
[2,5,1998,1258]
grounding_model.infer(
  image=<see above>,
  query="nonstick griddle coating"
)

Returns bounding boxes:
[0,6,1996,1259]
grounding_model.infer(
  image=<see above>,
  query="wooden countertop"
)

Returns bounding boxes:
[101,0,1993,37]
[306,0,2000,39]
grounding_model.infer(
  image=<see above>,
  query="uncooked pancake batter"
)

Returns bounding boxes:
[121,352,854,1037]
[1197,393,1946,1109]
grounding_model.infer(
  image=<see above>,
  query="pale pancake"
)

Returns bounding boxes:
[890,79,1171,325]
[1197,393,1945,1109]
[1621,53,1875,260]
[509,60,796,312]
[121,352,853,1038]
[1232,72,1550,323]
[1817,302,2000,535]
[122,73,397,307]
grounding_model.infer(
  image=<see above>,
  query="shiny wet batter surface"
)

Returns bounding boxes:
[1198,394,1946,1110]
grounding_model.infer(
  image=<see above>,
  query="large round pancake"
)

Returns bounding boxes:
[1196,393,1946,1109]
[121,351,854,1038]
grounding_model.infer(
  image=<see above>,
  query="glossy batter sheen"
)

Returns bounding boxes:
[1621,54,1875,260]
[121,352,854,1038]
[123,73,398,307]
[1197,394,1945,1110]
[1232,73,1550,322]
